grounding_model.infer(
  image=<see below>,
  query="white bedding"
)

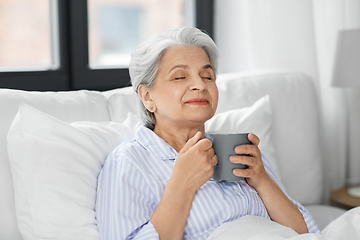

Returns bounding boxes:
[206,207,360,240]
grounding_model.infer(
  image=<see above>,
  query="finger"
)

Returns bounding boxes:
[207,146,215,156]
[248,133,260,146]
[180,131,202,153]
[229,155,255,166]
[232,168,252,178]
[212,154,218,166]
[205,147,216,162]
[234,144,260,157]
[196,138,213,151]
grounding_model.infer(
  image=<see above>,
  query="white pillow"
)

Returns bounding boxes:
[206,215,299,240]
[7,103,134,240]
[105,87,139,124]
[205,95,281,181]
[322,206,360,239]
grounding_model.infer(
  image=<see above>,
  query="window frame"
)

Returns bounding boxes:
[69,0,130,91]
[0,0,214,91]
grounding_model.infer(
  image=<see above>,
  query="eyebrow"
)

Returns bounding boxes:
[203,64,213,71]
[168,64,213,73]
[168,65,188,73]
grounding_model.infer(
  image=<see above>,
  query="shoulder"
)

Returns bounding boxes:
[105,126,157,169]
[99,140,152,191]
[106,139,145,167]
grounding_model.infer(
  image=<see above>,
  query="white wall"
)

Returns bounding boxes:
[213,0,360,204]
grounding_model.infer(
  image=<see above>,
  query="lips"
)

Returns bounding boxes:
[185,98,209,105]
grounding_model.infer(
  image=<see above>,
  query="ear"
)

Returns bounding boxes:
[138,85,156,112]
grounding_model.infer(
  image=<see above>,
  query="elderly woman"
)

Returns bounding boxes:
[96,27,319,239]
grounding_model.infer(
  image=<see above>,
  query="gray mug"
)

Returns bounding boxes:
[208,132,251,182]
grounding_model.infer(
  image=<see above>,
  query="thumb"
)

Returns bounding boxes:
[248,133,260,147]
[180,131,202,154]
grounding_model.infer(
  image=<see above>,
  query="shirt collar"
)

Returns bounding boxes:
[135,125,179,160]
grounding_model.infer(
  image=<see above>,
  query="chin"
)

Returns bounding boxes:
[189,114,214,124]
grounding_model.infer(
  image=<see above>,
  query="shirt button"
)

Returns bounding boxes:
[249,186,258,194]
[233,188,240,194]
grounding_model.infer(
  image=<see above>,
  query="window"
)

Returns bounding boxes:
[88,5,142,68]
[88,0,194,69]
[0,0,213,91]
[0,0,59,71]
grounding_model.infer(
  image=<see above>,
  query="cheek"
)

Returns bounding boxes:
[154,85,184,108]
[209,84,219,109]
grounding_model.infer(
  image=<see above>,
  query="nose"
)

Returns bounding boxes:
[190,75,206,91]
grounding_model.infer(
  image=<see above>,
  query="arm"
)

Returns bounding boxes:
[262,153,320,234]
[149,175,195,240]
[150,132,218,240]
[252,175,309,234]
[96,155,160,240]
[230,133,308,234]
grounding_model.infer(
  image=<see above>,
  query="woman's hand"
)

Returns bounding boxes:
[150,132,217,239]
[172,131,218,195]
[229,133,271,188]
[230,133,309,234]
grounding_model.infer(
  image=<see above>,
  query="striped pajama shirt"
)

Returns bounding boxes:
[96,125,320,239]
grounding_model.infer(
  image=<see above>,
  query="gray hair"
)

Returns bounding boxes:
[129,27,219,129]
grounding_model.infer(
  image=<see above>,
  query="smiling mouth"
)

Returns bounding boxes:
[185,98,209,105]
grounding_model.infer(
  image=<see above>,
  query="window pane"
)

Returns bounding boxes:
[0,0,59,72]
[88,0,194,69]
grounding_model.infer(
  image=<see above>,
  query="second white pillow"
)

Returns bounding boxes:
[205,95,280,181]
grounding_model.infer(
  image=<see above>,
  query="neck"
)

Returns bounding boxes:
[153,122,206,152]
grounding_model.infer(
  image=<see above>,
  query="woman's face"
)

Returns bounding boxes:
[147,46,218,128]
